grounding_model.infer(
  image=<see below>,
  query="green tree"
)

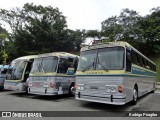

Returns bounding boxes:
[101,8,141,42]
[86,30,100,38]
[0,26,9,63]
[0,3,74,57]
[65,29,86,52]
[135,7,160,55]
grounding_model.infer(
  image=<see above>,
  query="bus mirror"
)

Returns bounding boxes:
[66,68,74,75]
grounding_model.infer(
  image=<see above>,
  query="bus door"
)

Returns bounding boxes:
[57,57,76,94]
[23,59,34,90]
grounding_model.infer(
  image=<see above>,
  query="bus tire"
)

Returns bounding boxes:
[131,86,138,105]
[24,86,28,94]
[24,89,28,94]
[69,83,75,96]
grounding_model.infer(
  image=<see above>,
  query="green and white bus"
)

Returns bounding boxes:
[4,55,37,92]
[28,52,79,96]
[75,41,156,105]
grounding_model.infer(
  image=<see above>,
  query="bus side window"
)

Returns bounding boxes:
[68,58,74,68]
[131,50,138,65]
[58,59,69,74]
[126,50,131,72]
[1,68,7,74]
[23,60,33,82]
[73,58,78,73]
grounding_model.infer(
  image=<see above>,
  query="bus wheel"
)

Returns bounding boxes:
[25,90,28,94]
[24,86,28,94]
[69,85,75,96]
[131,87,138,105]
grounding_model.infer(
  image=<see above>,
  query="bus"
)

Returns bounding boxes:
[28,52,79,96]
[4,55,37,92]
[0,65,10,90]
[75,41,156,105]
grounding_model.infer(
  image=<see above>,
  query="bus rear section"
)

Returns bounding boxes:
[4,55,37,92]
[28,52,79,96]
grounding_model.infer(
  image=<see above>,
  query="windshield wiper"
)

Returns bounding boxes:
[41,65,46,73]
[82,58,95,72]
[97,56,108,72]
[34,63,46,73]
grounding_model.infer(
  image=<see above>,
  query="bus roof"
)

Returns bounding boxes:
[81,41,155,65]
[37,52,79,58]
[13,55,37,61]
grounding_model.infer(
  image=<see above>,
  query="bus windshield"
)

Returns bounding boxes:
[77,50,97,71]
[6,60,27,80]
[77,47,124,71]
[31,56,58,73]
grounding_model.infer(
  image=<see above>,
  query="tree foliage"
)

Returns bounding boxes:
[0,3,85,60]
[101,8,160,56]
[1,4,160,63]
[0,26,9,63]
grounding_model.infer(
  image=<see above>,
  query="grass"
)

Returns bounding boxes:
[150,56,160,82]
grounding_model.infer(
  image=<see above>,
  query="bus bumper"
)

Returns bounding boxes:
[4,82,27,91]
[28,87,60,96]
[75,92,126,105]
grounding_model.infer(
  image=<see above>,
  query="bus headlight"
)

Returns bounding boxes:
[77,84,85,91]
[106,85,117,93]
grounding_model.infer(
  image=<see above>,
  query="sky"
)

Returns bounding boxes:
[0,0,160,31]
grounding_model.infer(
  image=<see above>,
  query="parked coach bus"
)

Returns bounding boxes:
[0,65,10,90]
[75,41,156,105]
[28,52,79,96]
[4,55,37,92]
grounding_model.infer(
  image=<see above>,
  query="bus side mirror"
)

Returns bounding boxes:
[66,68,74,75]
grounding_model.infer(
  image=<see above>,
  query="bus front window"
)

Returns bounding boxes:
[77,50,97,71]
[97,47,124,70]
[31,57,58,73]
[77,47,124,71]
[6,61,27,80]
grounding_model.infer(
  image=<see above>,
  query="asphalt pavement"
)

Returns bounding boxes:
[0,87,160,119]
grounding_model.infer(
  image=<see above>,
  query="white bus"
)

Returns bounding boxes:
[28,52,79,96]
[4,55,37,92]
[75,41,156,105]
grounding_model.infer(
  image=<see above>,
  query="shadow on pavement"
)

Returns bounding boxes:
[8,92,74,102]
[0,89,13,92]
[79,92,153,112]
[6,91,157,112]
